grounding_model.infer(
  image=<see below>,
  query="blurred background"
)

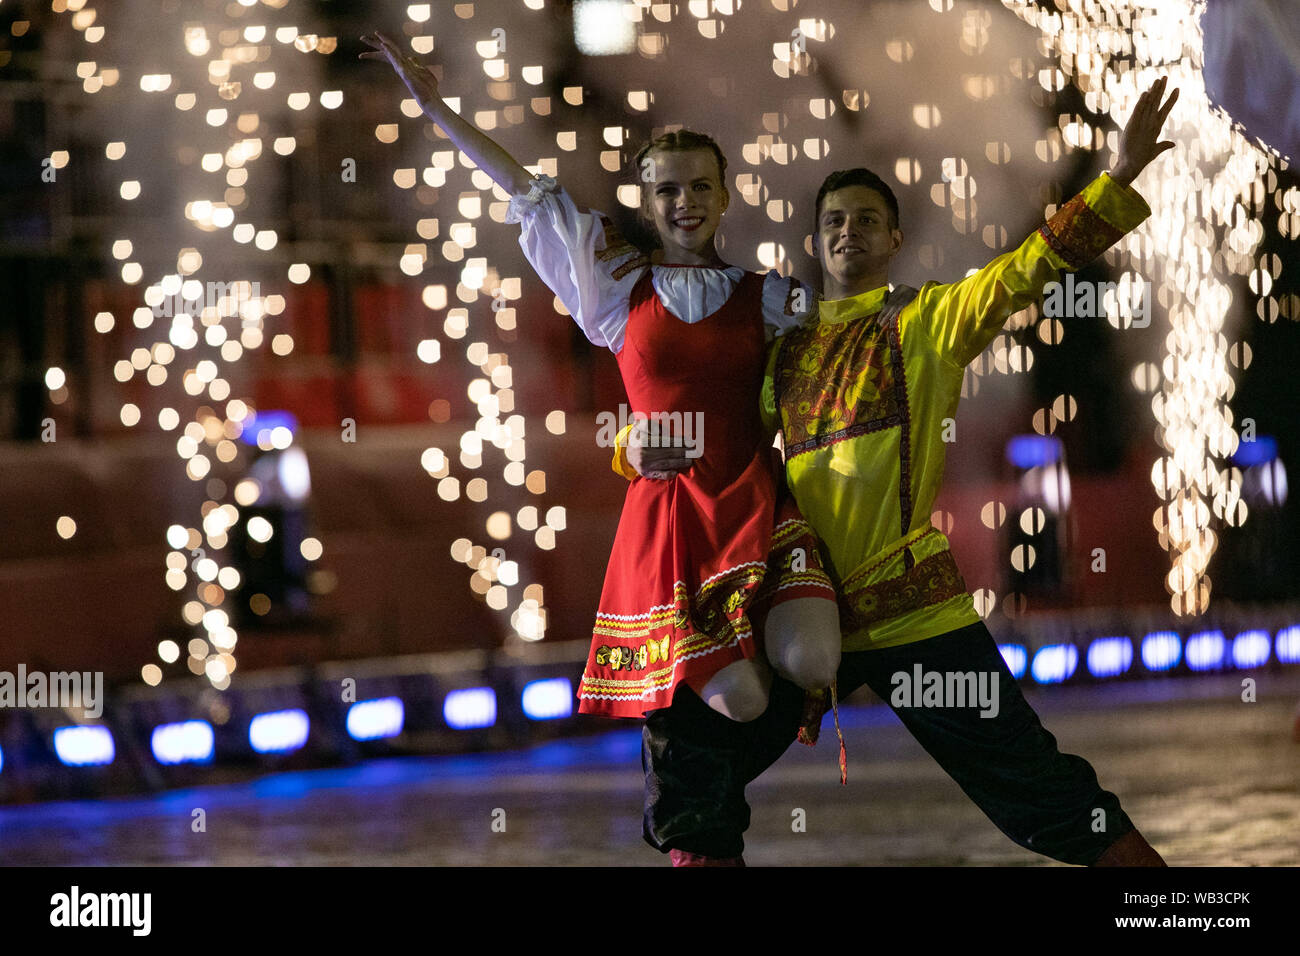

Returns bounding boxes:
[0,0,1297,861]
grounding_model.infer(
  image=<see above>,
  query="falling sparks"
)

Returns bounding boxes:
[1001,0,1289,617]
[53,0,340,689]
[46,0,1294,687]
[54,0,563,681]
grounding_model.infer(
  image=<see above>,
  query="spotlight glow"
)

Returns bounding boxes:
[521,678,574,720]
[346,697,405,741]
[1086,637,1133,679]
[998,643,1027,679]
[151,720,215,764]
[53,726,116,766]
[1230,629,1271,669]
[573,1,637,56]
[1276,626,1300,664]
[1185,630,1226,671]
[1030,643,1078,685]
[443,688,497,729]
[1141,631,1182,672]
[248,709,310,754]
[1005,435,1063,469]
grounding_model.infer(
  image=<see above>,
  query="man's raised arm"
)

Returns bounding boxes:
[906,77,1177,367]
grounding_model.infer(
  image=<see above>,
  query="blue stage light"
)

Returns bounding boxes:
[346,697,405,741]
[1086,637,1133,678]
[443,688,497,729]
[997,644,1027,679]
[0,744,4,774]
[53,725,115,766]
[151,720,215,765]
[1230,435,1277,468]
[249,709,310,754]
[1277,625,1300,664]
[1230,630,1271,669]
[1030,644,1078,684]
[521,678,574,720]
[238,408,298,447]
[1006,435,1063,469]
[1140,631,1181,671]
[1185,630,1225,671]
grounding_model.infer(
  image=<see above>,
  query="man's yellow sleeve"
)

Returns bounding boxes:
[610,421,638,481]
[905,173,1151,368]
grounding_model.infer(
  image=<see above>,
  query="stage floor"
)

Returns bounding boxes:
[3,672,1298,866]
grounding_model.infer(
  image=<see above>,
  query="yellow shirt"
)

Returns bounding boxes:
[617,172,1151,652]
[763,172,1151,651]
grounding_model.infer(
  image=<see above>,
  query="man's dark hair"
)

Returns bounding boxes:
[813,168,900,232]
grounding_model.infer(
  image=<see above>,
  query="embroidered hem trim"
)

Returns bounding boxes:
[580,518,834,704]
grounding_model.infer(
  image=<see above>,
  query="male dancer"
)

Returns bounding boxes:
[618,78,1178,866]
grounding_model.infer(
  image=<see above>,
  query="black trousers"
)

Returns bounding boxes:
[642,620,1135,864]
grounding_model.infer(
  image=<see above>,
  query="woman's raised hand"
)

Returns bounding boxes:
[360,32,440,109]
[359,29,531,196]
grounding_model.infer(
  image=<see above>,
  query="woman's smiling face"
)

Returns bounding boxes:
[643,148,729,263]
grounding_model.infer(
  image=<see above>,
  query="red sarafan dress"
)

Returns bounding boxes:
[577,268,835,717]
[505,173,835,719]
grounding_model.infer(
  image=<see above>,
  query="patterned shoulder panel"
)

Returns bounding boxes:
[775,315,905,458]
[596,214,651,282]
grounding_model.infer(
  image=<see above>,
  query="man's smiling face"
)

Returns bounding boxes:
[815,185,903,293]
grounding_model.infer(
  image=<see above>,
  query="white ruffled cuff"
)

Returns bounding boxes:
[505,174,559,224]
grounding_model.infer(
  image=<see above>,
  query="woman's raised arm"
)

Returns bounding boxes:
[362,30,648,353]
[360,31,533,197]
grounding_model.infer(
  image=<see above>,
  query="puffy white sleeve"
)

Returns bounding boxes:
[505,175,648,353]
[759,271,817,342]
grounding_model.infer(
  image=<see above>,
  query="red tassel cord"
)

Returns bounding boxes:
[794,682,848,786]
[830,679,846,786]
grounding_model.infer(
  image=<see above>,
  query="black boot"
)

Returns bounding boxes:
[642,686,753,859]
[1093,828,1167,866]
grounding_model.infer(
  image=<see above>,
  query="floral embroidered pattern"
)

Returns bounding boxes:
[580,516,834,705]
[595,634,671,671]
[775,318,901,458]
[1037,193,1125,270]
[839,549,967,634]
[581,566,762,704]
[752,517,837,606]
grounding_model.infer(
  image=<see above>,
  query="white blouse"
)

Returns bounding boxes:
[505,175,814,354]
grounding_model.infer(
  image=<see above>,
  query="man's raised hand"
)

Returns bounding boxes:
[1111,76,1178,188]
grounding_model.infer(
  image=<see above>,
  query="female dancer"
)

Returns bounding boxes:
[361,32,854,858]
